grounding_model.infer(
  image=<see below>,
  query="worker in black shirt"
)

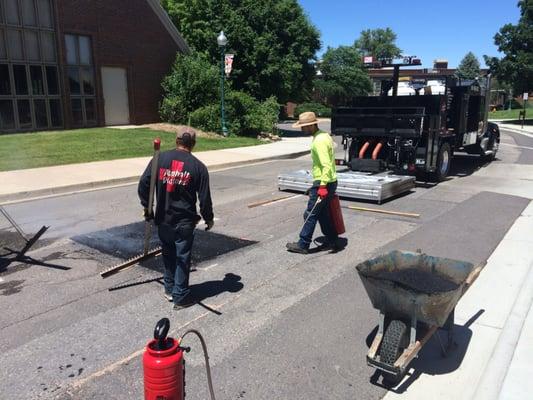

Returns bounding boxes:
[138,130,214,310]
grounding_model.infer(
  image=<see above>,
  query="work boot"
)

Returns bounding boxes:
[173,294,197,310]
[286,242,309,254]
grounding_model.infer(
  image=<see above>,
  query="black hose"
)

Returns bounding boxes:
[179,330,216,400]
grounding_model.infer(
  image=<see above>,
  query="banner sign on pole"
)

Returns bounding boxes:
[225,54,234,76]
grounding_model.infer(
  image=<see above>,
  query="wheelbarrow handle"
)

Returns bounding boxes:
[464,261,487,289]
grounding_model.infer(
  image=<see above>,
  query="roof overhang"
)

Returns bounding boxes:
[145,0,190,54]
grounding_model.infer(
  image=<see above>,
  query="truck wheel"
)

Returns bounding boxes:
[432,142,451,182]
[482,134,499,161]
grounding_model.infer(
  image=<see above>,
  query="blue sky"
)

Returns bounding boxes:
[298,0,521,68]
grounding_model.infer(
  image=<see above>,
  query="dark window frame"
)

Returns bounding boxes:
[0,0,61,132]
[64,33,96,127]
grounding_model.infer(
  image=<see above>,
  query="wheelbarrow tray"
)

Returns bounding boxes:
[356,250,476,328]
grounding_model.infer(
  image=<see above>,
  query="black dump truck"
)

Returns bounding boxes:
[332,67,500,181]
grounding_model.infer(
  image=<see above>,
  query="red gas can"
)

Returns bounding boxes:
[143,318,184,400]
[329,194,345,235]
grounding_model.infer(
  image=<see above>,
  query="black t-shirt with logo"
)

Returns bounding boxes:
[138,149,214,226]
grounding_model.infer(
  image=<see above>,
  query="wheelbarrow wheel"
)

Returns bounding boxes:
[380,319,409,366]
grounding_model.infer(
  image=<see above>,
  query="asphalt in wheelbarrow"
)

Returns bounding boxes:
[368,267,459,294]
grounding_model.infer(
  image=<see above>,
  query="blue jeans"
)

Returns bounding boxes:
[298,181,338,249]
[158,222,195,304]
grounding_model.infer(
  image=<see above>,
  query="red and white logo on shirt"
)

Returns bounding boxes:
[159,160,191,192]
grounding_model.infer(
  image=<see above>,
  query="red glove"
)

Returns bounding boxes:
[317,185,328,199]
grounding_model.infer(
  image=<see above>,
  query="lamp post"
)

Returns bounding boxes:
[217,31,228,137]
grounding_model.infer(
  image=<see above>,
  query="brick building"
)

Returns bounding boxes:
[0,0,188,133]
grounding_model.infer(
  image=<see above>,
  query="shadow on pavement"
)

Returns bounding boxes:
[366,309,484,392]
[191,272,243,302]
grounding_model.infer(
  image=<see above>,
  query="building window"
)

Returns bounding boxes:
[5,0,21,26]
[65,33,96,126]
[0,29,7,59]
[0,0,61,132]
[17,98,31,127]
[21,0,37,27]
[0,99,15,129]
[13,64,28,94]
[0,64,11,94]
[37,0,53,28]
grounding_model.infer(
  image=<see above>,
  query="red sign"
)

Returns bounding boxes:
[225,54,234,76]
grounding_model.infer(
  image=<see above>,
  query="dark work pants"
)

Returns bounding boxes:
[298,181,338,249]
[158,222,195,304]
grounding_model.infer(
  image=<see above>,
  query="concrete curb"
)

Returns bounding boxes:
[497,125,533,138]
[473,260,533,400]
[0,150,309,204]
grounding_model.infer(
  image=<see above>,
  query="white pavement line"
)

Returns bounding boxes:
[202,263,219,271]
[69,309,210,390]
[0,181,139,205]
[499,127,533,139]
[261,194,303,207]
[209,159,279,172]
[384,201,533,400]
[473,261,533,400]
[500,143,533,151]
[70,294,235,390]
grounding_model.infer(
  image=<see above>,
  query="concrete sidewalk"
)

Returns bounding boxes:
[0,136,311,203]
[493,121,533,138]
[385,200,533,400]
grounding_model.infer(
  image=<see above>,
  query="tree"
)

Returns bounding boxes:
[354,28,402,60]
[161,0,321,103]
[455,52,481,80]
[315,46,372,106]
[159,52,219,123]
[484,0,533,94]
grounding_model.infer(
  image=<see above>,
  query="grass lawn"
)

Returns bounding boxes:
[0,128,263,171]
[489,108,531,120]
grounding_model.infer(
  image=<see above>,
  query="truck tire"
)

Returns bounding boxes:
[432,142,452,182]
[482,132,499,161]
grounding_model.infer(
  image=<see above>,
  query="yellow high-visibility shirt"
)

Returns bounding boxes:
[311,130,337,185]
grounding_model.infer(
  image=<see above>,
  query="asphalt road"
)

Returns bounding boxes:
[1,128,532,399]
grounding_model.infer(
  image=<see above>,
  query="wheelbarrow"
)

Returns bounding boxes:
[356,250,484,385]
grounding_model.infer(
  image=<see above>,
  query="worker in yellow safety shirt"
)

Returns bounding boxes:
[286,112,340,254]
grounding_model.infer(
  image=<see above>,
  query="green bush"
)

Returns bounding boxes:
[188,104,220,133]
[160,52,219,123]
[254,96,280,133]
[225,91,280,136]
[294,102,331,118]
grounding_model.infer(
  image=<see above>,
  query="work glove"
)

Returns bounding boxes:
[205,220,214,231]
[317,185,328,199]
[143,208,154,221]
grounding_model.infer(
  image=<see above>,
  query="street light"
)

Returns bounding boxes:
[217,31,228,137]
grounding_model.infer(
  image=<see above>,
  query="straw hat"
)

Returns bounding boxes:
[292,111,319,128]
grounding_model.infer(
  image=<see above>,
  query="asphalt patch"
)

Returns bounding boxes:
[379,191,529,265]
[72,221,258,271]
